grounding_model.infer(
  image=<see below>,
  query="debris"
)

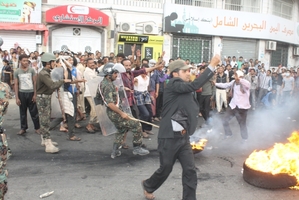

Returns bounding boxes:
[40,191,54,198]
[206,146,213,150]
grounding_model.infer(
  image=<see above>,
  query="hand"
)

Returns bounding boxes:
[16,98,21,106]
[131,44,136,53]
[210,54,221,68]
[32,95,36,103]
[155,92,158,98]
[234,72,240,82]
[120,112,129,119]
[64,79,71,83]
[136,49,141,57]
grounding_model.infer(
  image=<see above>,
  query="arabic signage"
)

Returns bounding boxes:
[0,0,41,23]
[119,35,149,43]
[164,3,299,45]
[45,5,109,26]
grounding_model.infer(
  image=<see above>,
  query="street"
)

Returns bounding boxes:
[5,98,299,200]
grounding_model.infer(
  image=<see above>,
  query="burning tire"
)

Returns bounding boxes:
[243,162,297,189]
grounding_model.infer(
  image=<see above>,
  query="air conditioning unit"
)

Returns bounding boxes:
[294,47,299,56]
[143,24,159,35]
[119,22,136,33]
[265,41,277,51]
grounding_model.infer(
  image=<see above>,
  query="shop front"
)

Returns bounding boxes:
[117,34,164,61]
[45,5,109,53]
[163,3,297,67]
[0,0,47,52]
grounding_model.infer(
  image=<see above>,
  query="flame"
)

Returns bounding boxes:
[191,139,208,150]
[245,131,299,188]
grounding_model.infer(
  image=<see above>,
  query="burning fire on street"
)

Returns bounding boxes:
[191,138,207,154]
[243,131,299,189]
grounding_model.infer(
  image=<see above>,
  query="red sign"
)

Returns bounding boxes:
[45,5,109,26]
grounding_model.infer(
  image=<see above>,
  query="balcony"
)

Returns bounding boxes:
[172,0,213,8]
[46,0,165,11]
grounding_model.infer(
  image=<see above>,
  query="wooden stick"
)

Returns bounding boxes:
[128,116,160,128]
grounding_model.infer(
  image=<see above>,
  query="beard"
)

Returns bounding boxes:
[126,68,131,73]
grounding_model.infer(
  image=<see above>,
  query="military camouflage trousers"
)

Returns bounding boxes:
[107,110,143,146]
[0,100,8,127]
[37,96,52,139]
[0,133,9,200]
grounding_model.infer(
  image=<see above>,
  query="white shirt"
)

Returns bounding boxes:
[84,67,97,97]
[231,61,237,68]
[215,79,251,109]
[134,75,149,92]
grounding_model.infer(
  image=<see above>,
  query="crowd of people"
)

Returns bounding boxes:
[1,43,299,199]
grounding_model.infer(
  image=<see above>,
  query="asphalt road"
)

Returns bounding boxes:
[4,98,299,200]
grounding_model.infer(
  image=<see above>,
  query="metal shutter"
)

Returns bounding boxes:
[222,38,257,61]
[0,31,36,52]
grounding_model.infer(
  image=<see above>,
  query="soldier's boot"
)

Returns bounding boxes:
[41,135,58,147]
[45,139,59,153]
[133,145,150,156]
[111,143,121,159]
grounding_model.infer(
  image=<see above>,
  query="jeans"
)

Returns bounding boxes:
[137,104,153,131]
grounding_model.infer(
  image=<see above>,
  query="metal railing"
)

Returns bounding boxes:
[172,0,213,8]
[224,2,260,13]
[56,0,165,9]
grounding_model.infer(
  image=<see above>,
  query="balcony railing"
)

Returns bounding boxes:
[56,0,165,9]
[225,2,260,13]
[173,0,213,8]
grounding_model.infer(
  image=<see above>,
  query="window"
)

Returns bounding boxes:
[225,0,242,11]
[272,0,293,20]
[225,0,260,13]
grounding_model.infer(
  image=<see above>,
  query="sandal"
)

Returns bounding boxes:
[17,129,26,135]
[141,181,155,200]
[68,136,81,141]
[75,123,82,128]
[121,143,129,149]
[60,127,68,132]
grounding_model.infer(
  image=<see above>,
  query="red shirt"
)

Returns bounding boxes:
[121,68,146,106]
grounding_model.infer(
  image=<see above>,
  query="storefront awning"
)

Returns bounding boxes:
[0,23,48,31]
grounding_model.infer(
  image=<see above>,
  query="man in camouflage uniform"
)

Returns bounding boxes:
[98,63,149,159]
[0,81,11,199]
[36,53,71,153]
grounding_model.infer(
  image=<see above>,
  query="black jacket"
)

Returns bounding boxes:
[158,67,214,138]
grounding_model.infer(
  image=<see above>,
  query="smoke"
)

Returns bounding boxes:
[192,93,299,154]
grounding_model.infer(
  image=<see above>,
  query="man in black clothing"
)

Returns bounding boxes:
[142,55,220,200]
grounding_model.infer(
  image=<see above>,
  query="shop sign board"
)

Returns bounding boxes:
[0,0,41,23]
[164,3,299,45]
[46,5,109,26]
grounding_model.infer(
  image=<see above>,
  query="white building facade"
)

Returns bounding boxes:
[163,0,299,68]
[1,0,298,68]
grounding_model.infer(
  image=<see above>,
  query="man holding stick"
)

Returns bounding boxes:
[98,63,150,159]
[142,55,220,200]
